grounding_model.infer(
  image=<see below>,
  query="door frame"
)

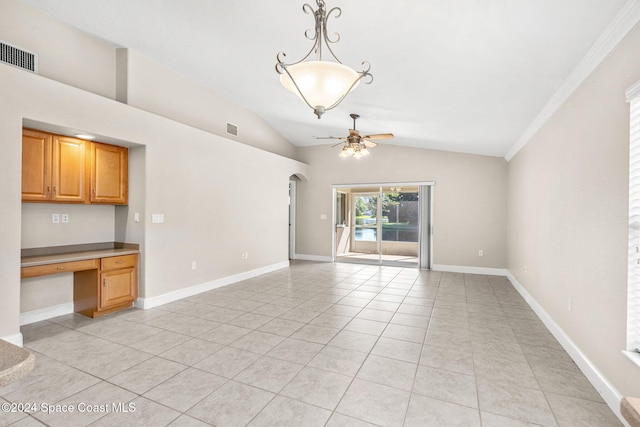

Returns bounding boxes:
[332,181,434,269]
[289,180,297,260]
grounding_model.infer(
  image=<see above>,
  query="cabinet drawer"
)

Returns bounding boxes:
[21,259,99,279]
[101,254,137,271]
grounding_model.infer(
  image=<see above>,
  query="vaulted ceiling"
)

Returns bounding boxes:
[21,0,636,157]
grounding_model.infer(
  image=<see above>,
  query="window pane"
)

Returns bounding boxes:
[381,191,419,242]
[354,194,377,242]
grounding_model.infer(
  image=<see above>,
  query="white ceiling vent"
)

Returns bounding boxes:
[0,41,38,73]
[226,122,238,137]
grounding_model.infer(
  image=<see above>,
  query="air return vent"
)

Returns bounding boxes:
[226,122,238,137]
[0,41,38,73]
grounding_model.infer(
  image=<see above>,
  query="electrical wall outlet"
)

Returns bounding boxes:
[191,261,197,270]
[61,213,69,223]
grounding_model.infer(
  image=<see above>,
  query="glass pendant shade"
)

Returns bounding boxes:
[276,1,371,118]
[280,61,360,114]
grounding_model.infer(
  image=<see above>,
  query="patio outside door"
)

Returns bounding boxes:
[351,193,381,263]
[335,184,429,268]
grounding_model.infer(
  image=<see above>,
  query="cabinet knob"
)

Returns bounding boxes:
[47,186,51,196]
[52,186,57,196]
[103,278,107,287]
[57,266,65,270]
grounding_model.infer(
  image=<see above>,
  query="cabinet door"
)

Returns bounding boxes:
[52,136,88,203]
[91,142,128,205]
[22,129,52,201]
[100,267,137,310]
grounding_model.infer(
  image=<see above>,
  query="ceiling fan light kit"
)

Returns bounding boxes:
[275,0,372,119]
[316,113,394,158]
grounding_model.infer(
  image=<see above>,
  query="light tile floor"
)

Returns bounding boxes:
[1,261,622,426]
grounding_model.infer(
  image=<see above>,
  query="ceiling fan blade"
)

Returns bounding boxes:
[362,140,378,148]
[331,141,346,148]
[362,133,394,140]
[314,136,345,140]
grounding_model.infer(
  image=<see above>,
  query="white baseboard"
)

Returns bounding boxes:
[432,264,508,276]
[20,302,74,326]
[136,261,290,310]
[506,271,625,424]
[293,254,333,262]
[1,333,24,347]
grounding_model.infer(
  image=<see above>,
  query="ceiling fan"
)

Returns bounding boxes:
[315,114,394,158]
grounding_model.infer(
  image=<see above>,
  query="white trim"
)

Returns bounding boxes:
[19,302,74,326]
[626,79,640,101]
[332,181,435,189]
[135,261,290,310]
[505,0,640,161]
[623,350,640,369]
[432,264,507,276]
[506,271,625,424]
[627,80,640,355]
[289,180,297,260]
[293,254,334,262]
[1,333,24,347]
[332,188,337,262]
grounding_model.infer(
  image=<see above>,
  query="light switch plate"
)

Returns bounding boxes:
[52,214,60,224]
[151,214,165,224]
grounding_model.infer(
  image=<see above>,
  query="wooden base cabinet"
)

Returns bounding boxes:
[74,254,138,318]
[99,255,138,312]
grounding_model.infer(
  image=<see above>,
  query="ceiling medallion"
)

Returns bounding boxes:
[275,0,373,119]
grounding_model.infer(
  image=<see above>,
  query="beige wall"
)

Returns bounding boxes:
[120,49,299,159]
[296,145,508,269]
[21,203,116,248]
[507,25,640,396]
[0,0,117,99]
[0,60,307,341]
[0,1,307,329]
[0,1,298,159]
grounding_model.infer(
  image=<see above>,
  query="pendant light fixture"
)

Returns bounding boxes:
[276,0,373,119]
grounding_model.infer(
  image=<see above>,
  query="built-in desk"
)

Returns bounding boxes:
[21,243,139,318]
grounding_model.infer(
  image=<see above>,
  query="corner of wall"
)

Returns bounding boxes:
[505,270,625,424]
[115,48,129,103]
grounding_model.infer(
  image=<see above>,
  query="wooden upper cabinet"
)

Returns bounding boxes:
[22,128,128,205]
[51,136,88,203]
[91,142,128,205]
[22,129,52,201]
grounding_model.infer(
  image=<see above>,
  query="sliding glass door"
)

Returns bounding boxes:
[380,187,419,267]
[352,193,381,262]
[334,183,430,268]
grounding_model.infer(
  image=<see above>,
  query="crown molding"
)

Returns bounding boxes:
[505,0,640,161]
